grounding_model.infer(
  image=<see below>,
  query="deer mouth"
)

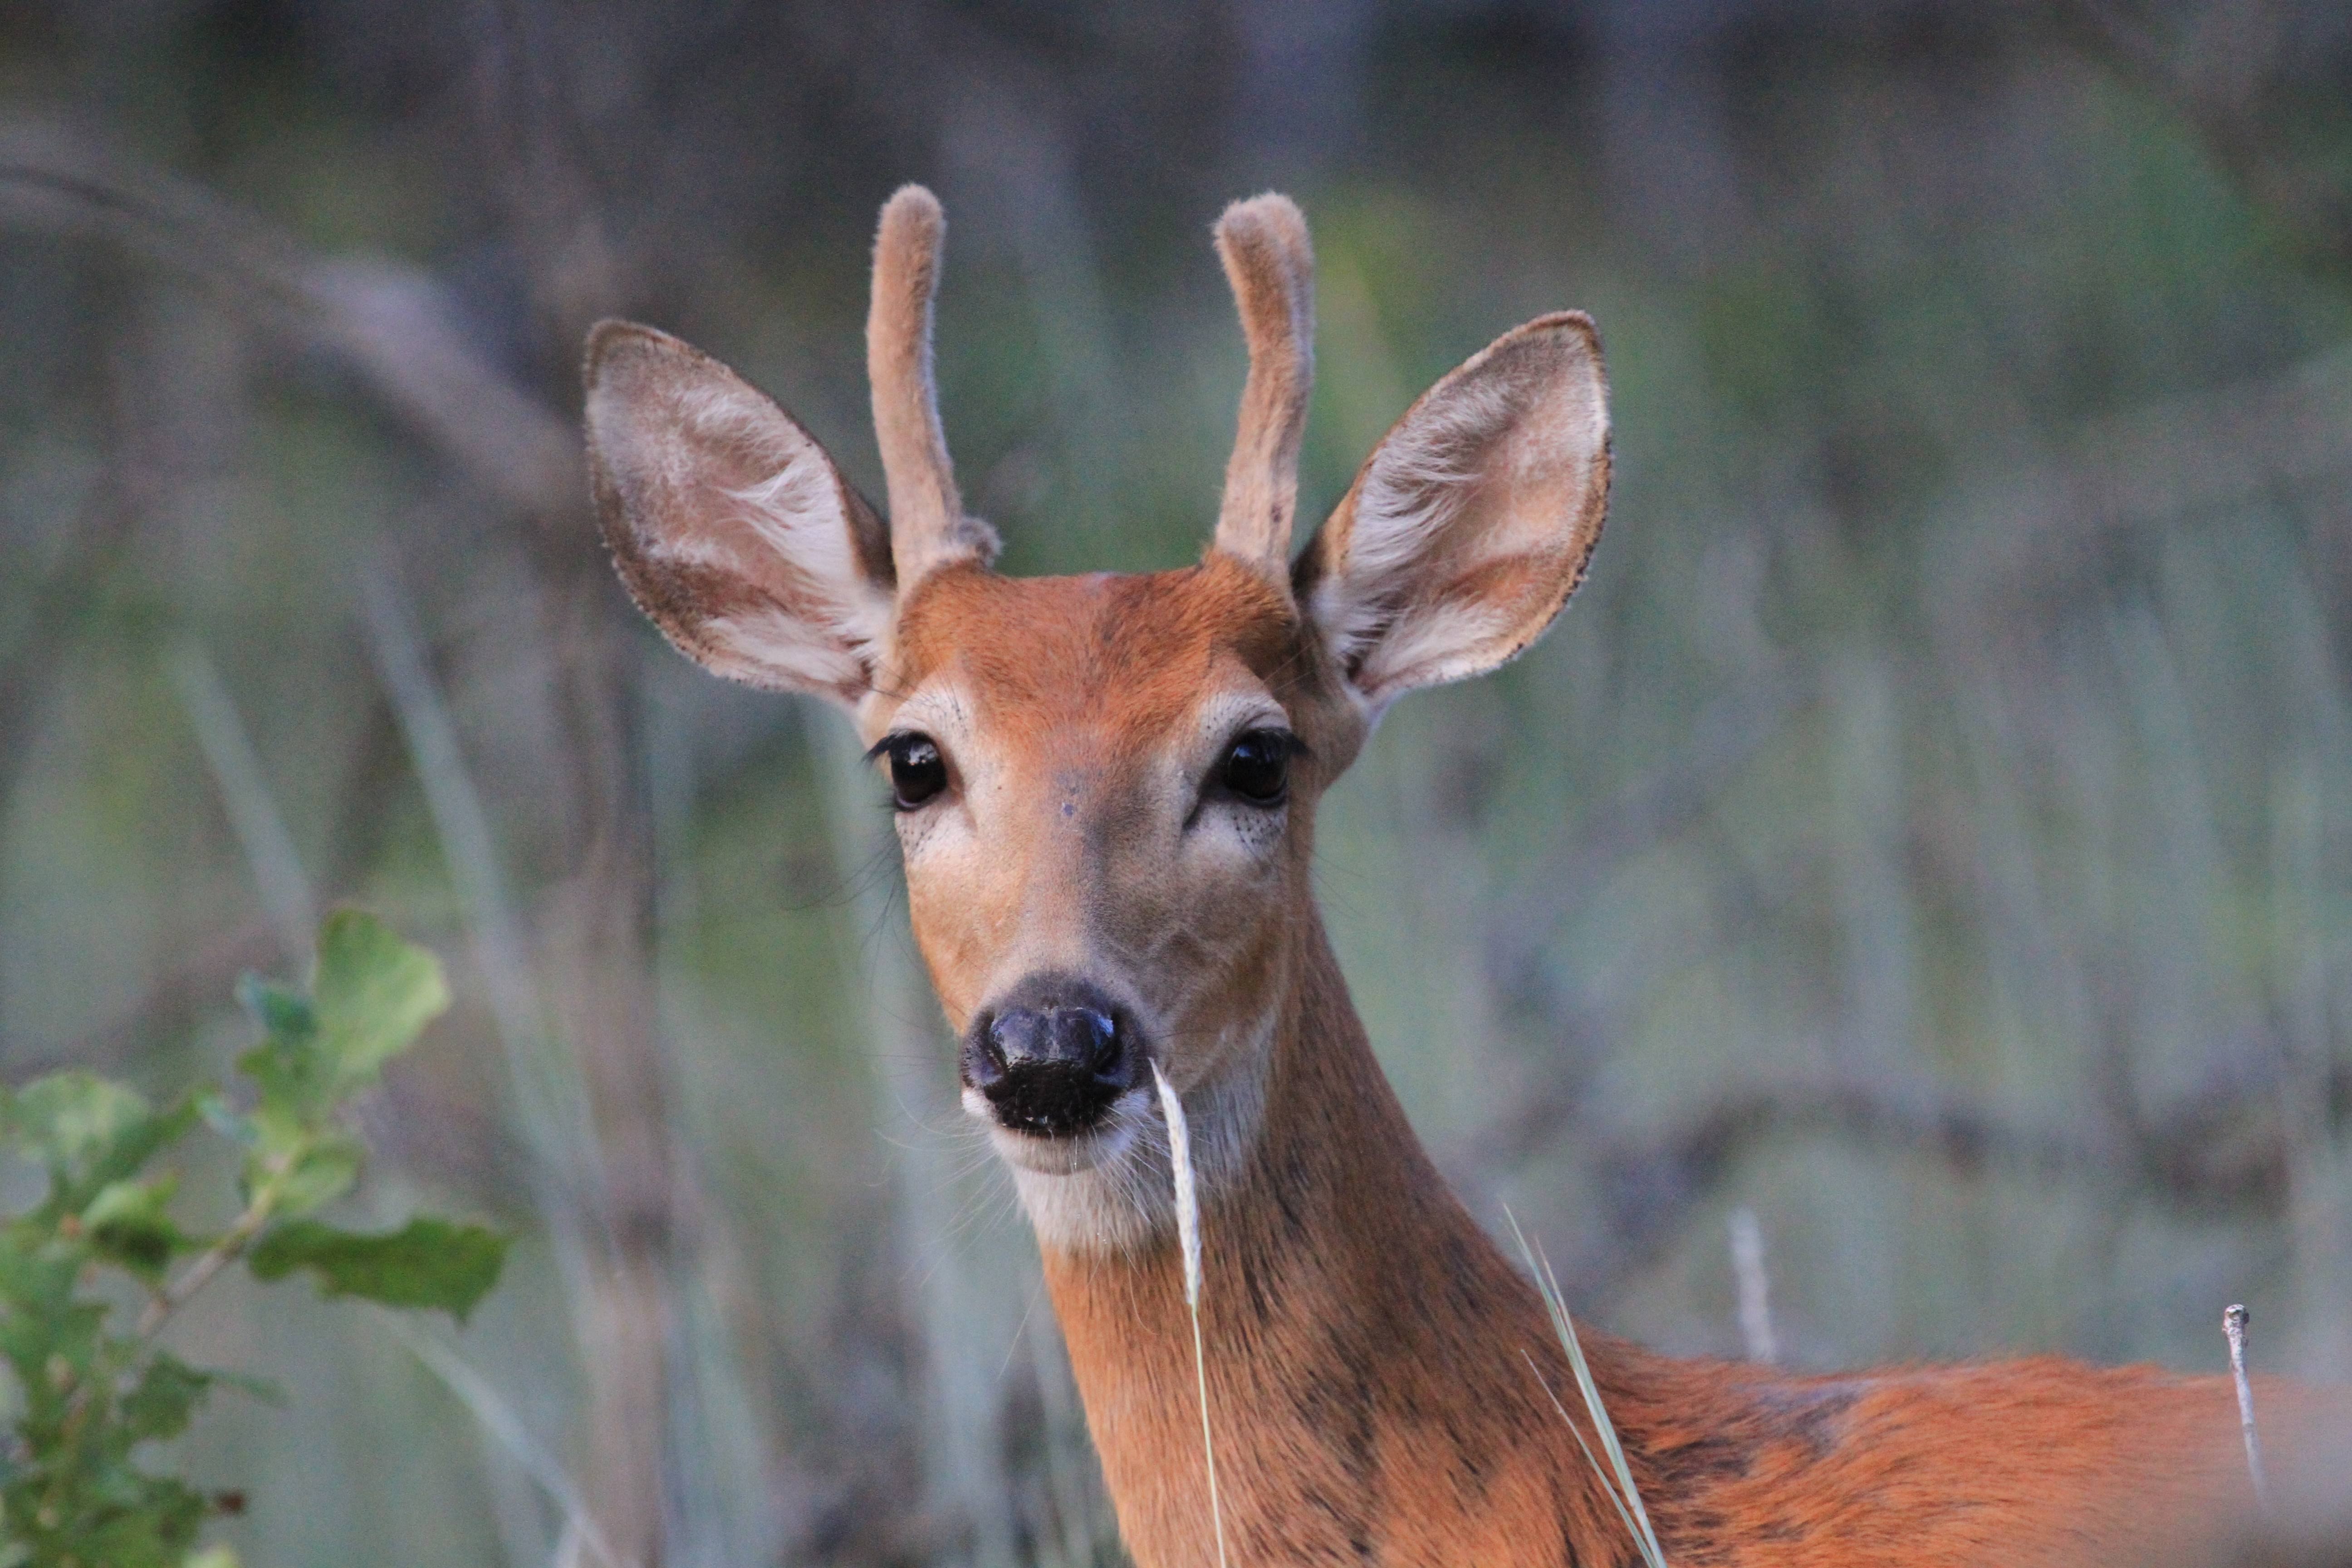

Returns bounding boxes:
[976,1098,1147,1177]
[975,1059,1127,1137]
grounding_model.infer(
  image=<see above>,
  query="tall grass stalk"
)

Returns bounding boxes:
[1153,1063,1229,1568]
[378,1311,624,1568]
[1728,1207,1779,1365]
[2223,1304,2269,1511]
[165,638,318,962]
[1506,1210,1670,1568]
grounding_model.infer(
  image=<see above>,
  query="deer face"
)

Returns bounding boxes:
[870,560,1335,1209]
[583,189,1608,1250]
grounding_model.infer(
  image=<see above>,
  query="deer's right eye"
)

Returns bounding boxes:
[880,734,949,810]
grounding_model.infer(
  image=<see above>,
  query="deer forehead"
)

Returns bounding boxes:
[871,559,1323,773]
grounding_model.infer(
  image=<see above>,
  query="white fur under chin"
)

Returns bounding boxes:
[992,1031,1271,1256]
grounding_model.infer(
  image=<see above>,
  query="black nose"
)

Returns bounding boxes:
[963,975,1138,1137]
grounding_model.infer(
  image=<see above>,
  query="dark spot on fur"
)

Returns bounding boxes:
[1650,1435,1750,1489]
[1438,1230,1485,1320]
[1272,1150,1310,1242]
[1754,1382,1859,1460]
[1239,1245,1272,1326]
[1298,1485,1371,1562]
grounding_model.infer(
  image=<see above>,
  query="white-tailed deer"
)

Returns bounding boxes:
[583,188,2351,1566]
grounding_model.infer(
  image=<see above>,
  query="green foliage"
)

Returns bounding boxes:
[248,1218,506,1323]
[0,911,505,1568]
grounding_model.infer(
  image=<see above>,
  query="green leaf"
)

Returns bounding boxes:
[120,1352,212,1443]
[309,910,449,1093]
[83,1175,188,1283]
[247,1215,508,1323]
[1,1076,201,1227]
[1,1072,152,1171]
[245,1129,364,1220]
[234,974,314,1046]
[233,914,447,1129]
[235,976,328,1124]
[196,1090,256,1148]
[205,1367,286,1408]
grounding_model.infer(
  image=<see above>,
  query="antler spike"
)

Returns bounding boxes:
[869,185,997,587]
[1211,193,1315,581]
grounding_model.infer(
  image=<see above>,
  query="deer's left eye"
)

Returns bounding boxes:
[1217,730,1297,808]
[879,734,949,810]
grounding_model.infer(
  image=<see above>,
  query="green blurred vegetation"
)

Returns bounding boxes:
[0,911,502,1566]
[0,2,2350,1565]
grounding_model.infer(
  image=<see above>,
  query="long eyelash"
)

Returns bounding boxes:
[864,732,911,763]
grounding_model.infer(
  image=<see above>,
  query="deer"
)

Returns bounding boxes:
[581,186,2352,1567]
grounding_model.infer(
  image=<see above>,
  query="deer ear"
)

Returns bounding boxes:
[1294,312,1609,712]
[584,320,897,708]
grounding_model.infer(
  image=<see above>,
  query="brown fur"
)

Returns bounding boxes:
[883,564,2352,1568]
[583,188,2352,1568]
[868,185,998,584]
[1213,194,1316,576]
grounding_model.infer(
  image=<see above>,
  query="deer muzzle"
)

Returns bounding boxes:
[962,973,1139,1137]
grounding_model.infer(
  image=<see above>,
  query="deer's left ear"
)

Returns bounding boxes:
[1294,312,1609,712]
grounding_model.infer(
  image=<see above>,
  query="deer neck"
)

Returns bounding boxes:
[1038,911,1645,1567]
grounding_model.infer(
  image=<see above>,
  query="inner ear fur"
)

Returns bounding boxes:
[584,320,897,707]
[1293,311,1610,707]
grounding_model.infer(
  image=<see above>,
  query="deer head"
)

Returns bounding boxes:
[583,186,1608,1252]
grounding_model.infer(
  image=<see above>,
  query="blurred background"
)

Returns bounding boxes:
[3,0,2352,1563]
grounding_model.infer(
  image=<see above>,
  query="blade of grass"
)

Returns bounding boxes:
[1728,1207,1779,1365]
[166,638,318,963]
[2223,1304,2270,1511]
[1506,1209,1669,1568]
[1520,1348,1650,1552]
[377,1309,624,1568]
[1154,1063,1229,1568]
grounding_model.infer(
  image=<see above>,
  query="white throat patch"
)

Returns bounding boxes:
[1002,1013,1274,1255]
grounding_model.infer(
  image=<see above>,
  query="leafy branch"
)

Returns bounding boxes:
[0,911,507,1568]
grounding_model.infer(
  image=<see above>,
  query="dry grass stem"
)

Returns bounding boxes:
[2223,1303,2270,1511]
[378,1312,626,1568]
[1508,1210,1670,1568]
[1728,1208,1779,1365]
[1154,1063,1228,1568]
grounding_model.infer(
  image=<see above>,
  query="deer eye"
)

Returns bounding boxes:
[1217,730,1297,808]
[877,733,949,810]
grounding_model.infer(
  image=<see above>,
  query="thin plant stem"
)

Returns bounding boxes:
[1521,1349,1649,1552]
[1728,1207,1779,1365]
[1154,1063,1229,1568]
[377,1309,626,1568]
[2223,1304,2269,1511]
[1506,1209,1669,1568]
[166,639,318,964]
[135,1189,275,1339]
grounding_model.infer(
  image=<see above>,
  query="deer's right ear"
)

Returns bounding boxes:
[584,320,897,708]
[1294,312,1609,717]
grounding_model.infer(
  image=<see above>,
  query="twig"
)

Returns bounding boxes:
[1154,1063,1228,1568]
[136,1187,276,1339]
[1481,1052,2348,1310]
[1727,1208,1778,1365]
[2223,1304,2270,1512]
[0,135,580,517]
